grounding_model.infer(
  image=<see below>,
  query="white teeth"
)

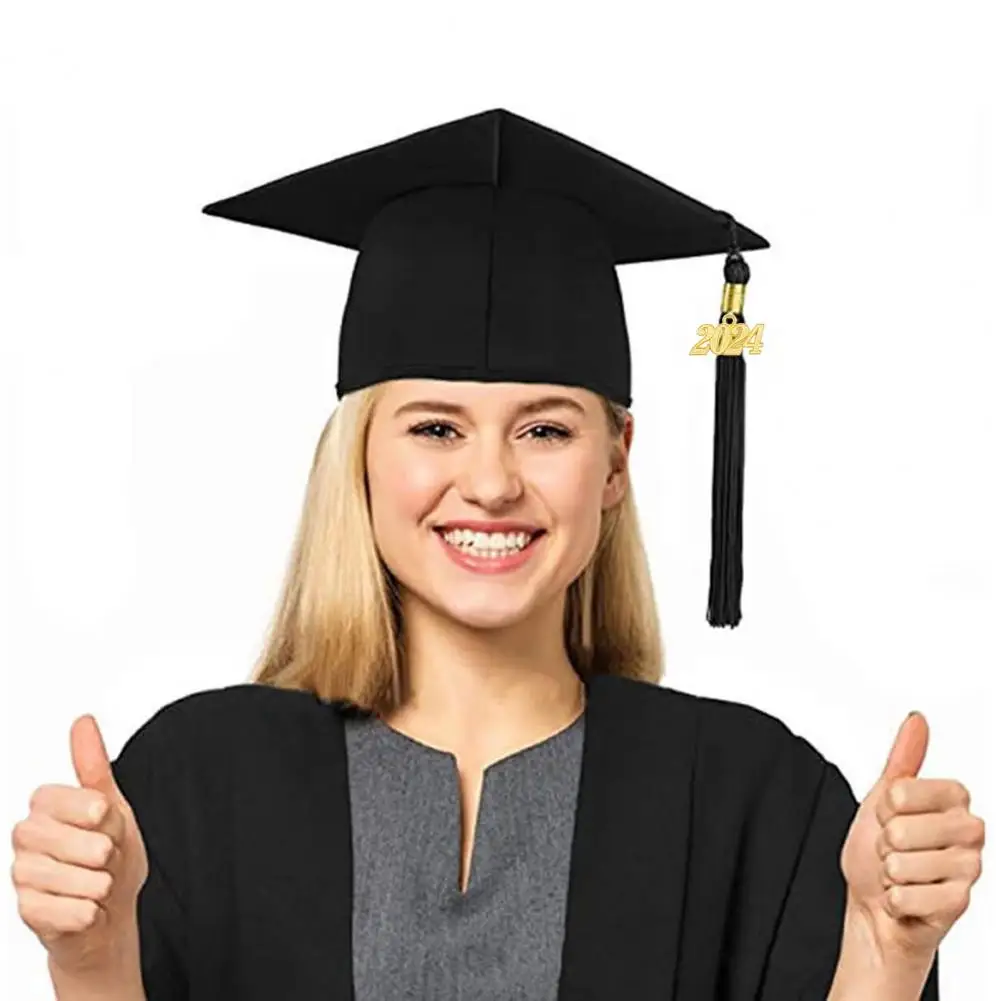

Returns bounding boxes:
[440,528,536,557]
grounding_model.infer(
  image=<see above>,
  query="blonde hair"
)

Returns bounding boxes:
[249,382,663,712]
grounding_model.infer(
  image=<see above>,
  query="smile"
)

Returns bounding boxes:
[433,527,546,574]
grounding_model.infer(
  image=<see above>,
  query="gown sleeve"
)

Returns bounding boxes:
[760,757,941,1001]
[110,710,191,1001]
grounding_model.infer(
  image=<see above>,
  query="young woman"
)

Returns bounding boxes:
[13,109,983,1001]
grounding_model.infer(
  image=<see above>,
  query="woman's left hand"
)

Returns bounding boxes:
[839,711,986,965]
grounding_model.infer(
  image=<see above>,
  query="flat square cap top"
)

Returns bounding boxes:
[201,107,768,263]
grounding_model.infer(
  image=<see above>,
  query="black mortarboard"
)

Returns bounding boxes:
[201,108,769,627]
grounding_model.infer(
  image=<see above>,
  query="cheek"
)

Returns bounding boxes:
[531,454,606,531]
[368,448,444,536]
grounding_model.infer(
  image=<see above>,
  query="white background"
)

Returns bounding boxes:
[2,1,997,996]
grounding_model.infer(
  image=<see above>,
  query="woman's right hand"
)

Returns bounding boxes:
[11,715,150,979]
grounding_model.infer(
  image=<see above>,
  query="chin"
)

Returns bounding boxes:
[437,601,536,632]
[444,600,532,624]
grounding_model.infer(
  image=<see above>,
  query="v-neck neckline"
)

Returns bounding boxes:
[369,702,587,778]
[319,672,698,1001]
[378,702,586,901]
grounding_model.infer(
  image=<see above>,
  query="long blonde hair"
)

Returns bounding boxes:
[249,382,663,712]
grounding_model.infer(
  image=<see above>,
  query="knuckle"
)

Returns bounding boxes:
[968,850,983,882]
[884,852,903,882]
[973,814,986,844]
[16,891,39,927]
[84,898,102,929]
[87,793,110,826]
[93,869,115,902]
[93,833,115,868]
[72,897,100,931]
[11,819,31,851]
[10,854,29,888]
[28,786,50,814]
[884,817,906,849]
[955,781,971,808]
[888,779,908,811]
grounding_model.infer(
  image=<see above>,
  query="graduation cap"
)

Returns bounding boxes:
[201,108,769,627]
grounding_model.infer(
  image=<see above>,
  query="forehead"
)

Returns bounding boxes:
[376,379,596,417]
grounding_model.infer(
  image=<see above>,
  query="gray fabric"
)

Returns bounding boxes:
[344,709,586,1001]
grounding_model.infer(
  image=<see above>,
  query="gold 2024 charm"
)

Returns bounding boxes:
[690,311,764,356]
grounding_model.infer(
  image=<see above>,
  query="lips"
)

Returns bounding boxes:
[433,526,546,574]
[434,526,545,540]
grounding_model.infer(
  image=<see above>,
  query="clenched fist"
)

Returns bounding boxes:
[11,715,149,979]
[840,711,986,965]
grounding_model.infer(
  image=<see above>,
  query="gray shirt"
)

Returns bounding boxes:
[343,710,586,1001]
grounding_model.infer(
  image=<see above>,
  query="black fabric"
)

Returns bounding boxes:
[110,713,190,1001]
[201,108,769,407]
[109,674,940,1001]
[708,350,746,627]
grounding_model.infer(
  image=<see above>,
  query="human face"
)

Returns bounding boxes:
[365,379,631,631]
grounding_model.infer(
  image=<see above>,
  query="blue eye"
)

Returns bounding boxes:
[407,422,573,443]
[527,424,572,441]
[409,422,458,440]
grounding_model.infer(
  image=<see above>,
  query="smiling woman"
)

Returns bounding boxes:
[248,377,662,712]
[17,108,971,1001]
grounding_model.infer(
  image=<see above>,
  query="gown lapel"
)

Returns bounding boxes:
[310,699,357,1001]
[555,674,697,1001]
[322,673,697,1001]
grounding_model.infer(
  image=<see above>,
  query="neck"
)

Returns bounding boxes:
[382,588,585,764]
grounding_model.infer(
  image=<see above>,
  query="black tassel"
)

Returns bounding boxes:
[707,240,751,627]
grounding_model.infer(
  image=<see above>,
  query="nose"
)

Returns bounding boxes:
[455,434,524,509]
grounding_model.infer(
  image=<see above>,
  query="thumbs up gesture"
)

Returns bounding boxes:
[11,715,150,978]
[840,711,986,964]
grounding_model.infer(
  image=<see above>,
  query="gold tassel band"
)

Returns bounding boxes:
[720,282,746,316]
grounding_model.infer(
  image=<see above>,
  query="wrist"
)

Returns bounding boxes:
[826,903,935,1001]
[48,925,145,1001]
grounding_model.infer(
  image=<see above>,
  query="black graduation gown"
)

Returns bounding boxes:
[110,672,940,1001]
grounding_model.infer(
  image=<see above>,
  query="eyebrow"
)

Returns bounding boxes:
[392,394,588,420]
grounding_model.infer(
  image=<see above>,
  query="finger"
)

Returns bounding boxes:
[17,886,104,939]
[11,851,114,903]
[71,716,119,801]
[876,778,970,824]
[880,712,929,782]
[12,814,117,871]
[876,810,985,855]
[881,846,983,886]
[883,878,971,922]
[27,786,126,845]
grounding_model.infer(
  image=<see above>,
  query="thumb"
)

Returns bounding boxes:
[71,714,121,800]
[878,710,930,783]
